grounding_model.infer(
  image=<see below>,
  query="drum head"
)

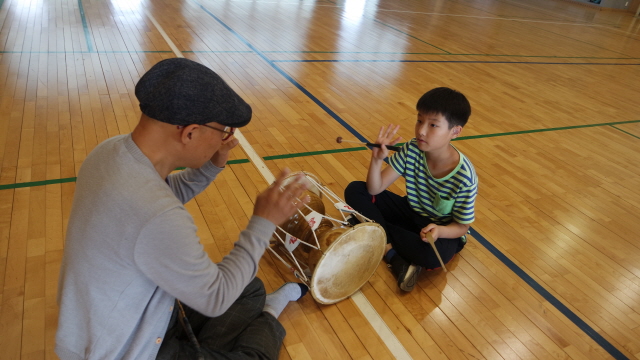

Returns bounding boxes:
[310,223,386,304]
[282,171,322,197]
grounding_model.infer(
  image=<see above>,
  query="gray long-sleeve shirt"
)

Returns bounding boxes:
[55,134,275,360]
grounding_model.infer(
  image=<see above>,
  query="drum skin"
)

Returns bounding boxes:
[308,222,386,304]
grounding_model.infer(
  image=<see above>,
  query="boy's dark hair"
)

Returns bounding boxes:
[416,87,471,128]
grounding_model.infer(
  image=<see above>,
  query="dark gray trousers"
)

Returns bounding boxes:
[156,277,286,360]
[344,181,465,269]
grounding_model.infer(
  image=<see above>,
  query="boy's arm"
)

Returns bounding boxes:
[366,124,403,195]
[366,160,400,195]
[421,221,469,242]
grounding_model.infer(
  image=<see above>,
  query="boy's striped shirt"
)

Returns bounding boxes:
[389,139,478,225]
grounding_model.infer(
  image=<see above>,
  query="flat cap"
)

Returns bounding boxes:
[135,58,252,127]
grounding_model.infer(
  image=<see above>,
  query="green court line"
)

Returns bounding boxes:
[611,125,640,140]
[456,119,640,140]
[0,177,77,190]
[2,120,638,190]
[0,160,250,190]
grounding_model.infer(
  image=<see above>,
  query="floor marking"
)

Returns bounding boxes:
[146,10,412,359]
[4,119,640,190]
[146,13,184,58]
[470,228,629,360]
[275,59,640,65]
[77,0,94,52]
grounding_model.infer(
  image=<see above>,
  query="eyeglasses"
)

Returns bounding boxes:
[201,124,236,141]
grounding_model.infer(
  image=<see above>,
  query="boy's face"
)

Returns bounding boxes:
[414,112,462,152]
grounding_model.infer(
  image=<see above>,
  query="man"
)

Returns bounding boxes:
[56,58,310,360]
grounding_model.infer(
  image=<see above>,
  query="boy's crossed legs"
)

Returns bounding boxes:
[345,181,464,291]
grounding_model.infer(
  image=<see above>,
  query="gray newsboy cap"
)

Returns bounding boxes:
[135,58,252,127]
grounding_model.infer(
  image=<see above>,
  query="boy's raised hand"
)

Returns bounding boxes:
[372,124,402,160]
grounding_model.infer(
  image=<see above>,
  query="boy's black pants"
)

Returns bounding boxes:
[344,181,464,269]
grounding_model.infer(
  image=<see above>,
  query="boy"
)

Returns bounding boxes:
[344,87,477,292]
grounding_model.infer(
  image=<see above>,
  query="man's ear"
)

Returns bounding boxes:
[180,124,199,144]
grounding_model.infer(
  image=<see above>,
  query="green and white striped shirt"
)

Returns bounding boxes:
[389,139,478,225]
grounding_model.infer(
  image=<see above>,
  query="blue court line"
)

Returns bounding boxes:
[193,3,632,359]
[273,59,640,66]
[469,228,629,360]
[0,50,638,62]
[194,1,369,144]
[0,51,174,54]
[77,0,93,52]
[372,19,451,54]
[325,0,451,54]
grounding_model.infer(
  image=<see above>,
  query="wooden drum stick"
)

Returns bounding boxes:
[426,232,448,272]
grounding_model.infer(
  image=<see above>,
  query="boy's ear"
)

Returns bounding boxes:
[451,125,462,138]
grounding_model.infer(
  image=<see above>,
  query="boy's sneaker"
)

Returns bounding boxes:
[387,254,422,292]
[399,264,422,292]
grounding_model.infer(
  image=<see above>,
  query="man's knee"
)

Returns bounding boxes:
[243,277,267,299]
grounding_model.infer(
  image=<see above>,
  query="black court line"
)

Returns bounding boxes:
[469,228,629,360]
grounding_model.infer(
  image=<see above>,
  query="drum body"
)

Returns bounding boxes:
[274,172,386,304]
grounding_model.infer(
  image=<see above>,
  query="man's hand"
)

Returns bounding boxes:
[372,124,402,161]
[210,137,240,167]
[253,169,311,226]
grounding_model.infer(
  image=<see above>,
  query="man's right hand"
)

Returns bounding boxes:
[253,169,311,226]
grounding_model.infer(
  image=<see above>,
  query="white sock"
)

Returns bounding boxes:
[263,282,308,318]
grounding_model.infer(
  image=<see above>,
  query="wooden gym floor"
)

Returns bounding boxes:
[1,0,639,358]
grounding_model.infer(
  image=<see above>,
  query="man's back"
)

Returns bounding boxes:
[56,134,181,360]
